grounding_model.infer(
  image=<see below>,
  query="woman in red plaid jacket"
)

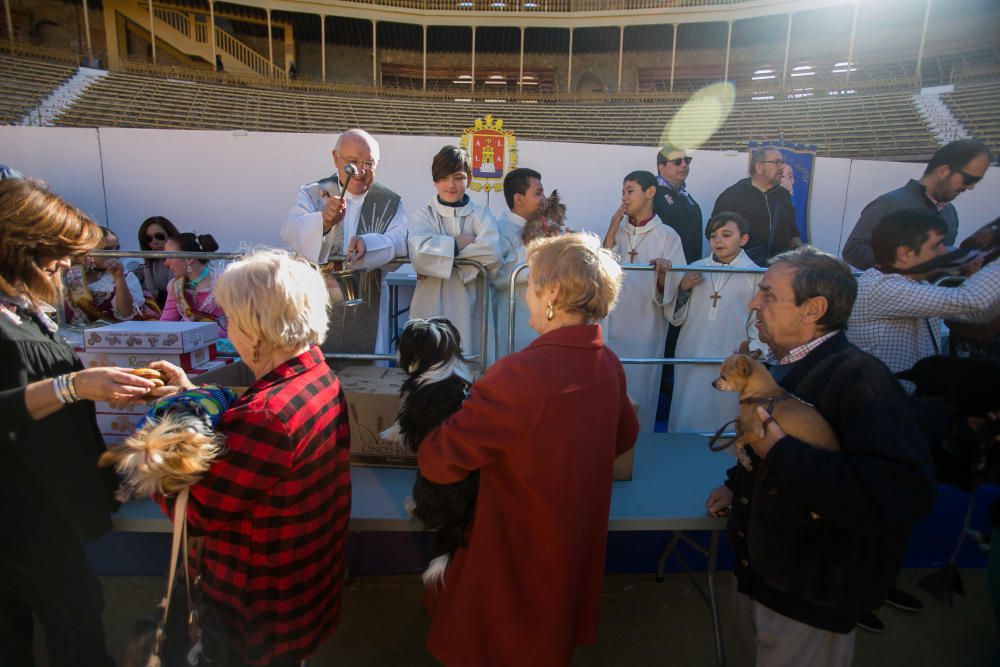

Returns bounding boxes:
[156,249,351,667]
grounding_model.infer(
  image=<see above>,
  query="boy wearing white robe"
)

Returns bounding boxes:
[668,212,767,433]
[603,170,686,432]
[492,168,545,363]
[408,145,501,364]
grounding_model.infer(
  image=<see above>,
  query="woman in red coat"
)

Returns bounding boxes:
[418,232,640,666]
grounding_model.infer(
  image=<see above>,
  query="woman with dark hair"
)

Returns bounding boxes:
[161,232,227,337]
[63,225,146,325]
[407,145,500,361]
[137,215,180,310]
[0,179,156,666]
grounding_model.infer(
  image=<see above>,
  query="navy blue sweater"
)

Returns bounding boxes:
[725,332,937,632]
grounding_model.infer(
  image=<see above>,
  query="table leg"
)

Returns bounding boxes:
[707,529,726,666]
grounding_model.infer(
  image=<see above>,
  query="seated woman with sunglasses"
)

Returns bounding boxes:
[160,232,228,337]
[64,226,146,325]
[136,215,179,312]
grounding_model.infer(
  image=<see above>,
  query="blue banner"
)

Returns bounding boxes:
[748,140,817,243]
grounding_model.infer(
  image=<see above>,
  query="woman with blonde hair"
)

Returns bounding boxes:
[417,232,639,666]
[152,249,351,667]
[0,179,157,666]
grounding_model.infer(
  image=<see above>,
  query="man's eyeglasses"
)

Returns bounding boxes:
[341,158,377,170]
[952,167,983,186]
[667,157,693,166]
[144,232,167,243]
[760,159,785,166]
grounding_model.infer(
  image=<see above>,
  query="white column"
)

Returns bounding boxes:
[518,26,525,93]
[723,20,732,83]
[209,0,216,70]
[82,0,93,63]
[846,2,859,84]
[371,20,378,87]
[471,26,476,92]
[669,24,676,92]
[148,0,157,64]
[267,8,274,76]
[422,24,427,91]
[915,0,933,80]
[567,27,573,93]
[781,12,793,86]
[617,25,624,92]
[320,14,326,82]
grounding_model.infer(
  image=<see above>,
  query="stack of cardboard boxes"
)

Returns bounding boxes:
[77,321,230,444]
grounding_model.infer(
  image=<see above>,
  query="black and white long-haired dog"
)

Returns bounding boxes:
[380,316,478,588]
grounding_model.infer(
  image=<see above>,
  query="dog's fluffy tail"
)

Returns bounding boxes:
[422,554,450,589]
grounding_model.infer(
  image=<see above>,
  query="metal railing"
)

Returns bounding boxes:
[508,261,767,367]
[84,250,492,369]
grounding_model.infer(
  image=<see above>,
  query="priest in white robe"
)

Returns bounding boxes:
[282,129,407,355]
[604,171,686,432]
[408,146,501,364]
[668,212,767,433]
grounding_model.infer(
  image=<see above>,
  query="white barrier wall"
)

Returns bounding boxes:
[2,125,998,258]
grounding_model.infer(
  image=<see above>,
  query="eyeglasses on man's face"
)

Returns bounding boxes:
[144,232,167,243]
[951,167,983,187]
[338,155,377,171]
[667,157,693,166]
[760,159,785,166]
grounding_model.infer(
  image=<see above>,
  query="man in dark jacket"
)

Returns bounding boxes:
[712,147,800,266]
[841,139,992,270]
[705,246,936,666]
[654,146,703,264]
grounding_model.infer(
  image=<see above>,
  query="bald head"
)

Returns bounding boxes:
[332,128,380,196]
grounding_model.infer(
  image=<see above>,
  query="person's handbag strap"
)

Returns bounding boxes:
[151,488,189,663]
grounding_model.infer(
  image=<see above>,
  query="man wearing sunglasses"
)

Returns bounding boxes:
[654,147,703,264]
[843,139,992,270]
[283,128,408,354]
[712,147,801,267]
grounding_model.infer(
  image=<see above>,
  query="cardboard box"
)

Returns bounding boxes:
[337,365,412,467]
[78,345,217,372]
[188,357,234,375]
[84,321,218,353]
[96,412,145,435]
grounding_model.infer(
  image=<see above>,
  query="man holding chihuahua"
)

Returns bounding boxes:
[705,246,936,666]
[282,128,408,353]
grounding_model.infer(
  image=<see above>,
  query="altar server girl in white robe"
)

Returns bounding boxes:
[603,170,686,432]
[668,211,767,433]
[408,145,501,363]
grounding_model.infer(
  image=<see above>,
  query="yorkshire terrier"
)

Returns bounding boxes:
[521,190,568,246]
[380,317,477,588]
[99,384,237,502]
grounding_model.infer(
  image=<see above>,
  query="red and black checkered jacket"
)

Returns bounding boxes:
[160,346,351,665]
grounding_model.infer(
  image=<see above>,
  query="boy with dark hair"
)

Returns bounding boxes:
[669,211,765,432]
[493,167,546,361]
[848,208,1000,382]
[603,170,686,431]
[408,145,501,362]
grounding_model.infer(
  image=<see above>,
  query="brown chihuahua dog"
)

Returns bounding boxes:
[712,353,840,463]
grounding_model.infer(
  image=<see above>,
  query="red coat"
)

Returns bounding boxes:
[418,323,639,667]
